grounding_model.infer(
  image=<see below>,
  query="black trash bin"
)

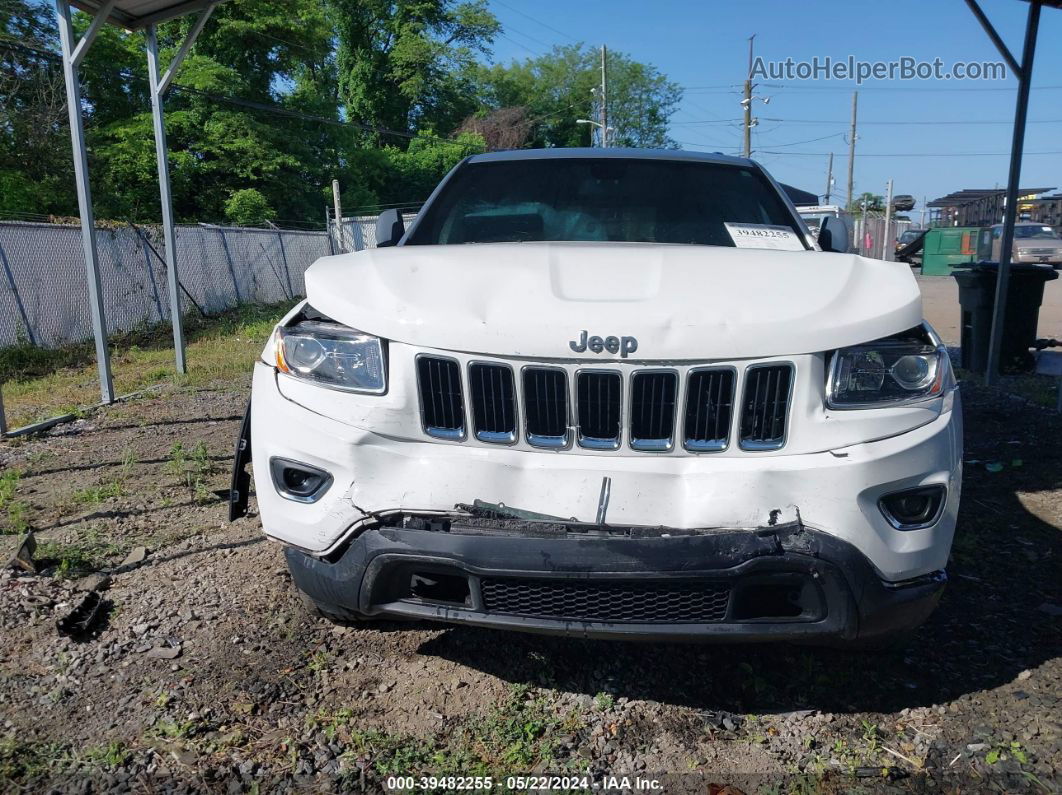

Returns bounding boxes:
[952,262,1058,374]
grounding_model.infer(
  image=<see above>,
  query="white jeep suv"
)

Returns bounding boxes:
[230,148,962,647]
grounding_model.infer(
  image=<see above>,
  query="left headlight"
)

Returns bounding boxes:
[827,332,950,409]
[274,320,387,394]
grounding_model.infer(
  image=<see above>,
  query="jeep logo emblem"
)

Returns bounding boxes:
[569,330,638,358]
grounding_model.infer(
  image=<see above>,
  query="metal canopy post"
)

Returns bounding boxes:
[55,0,115,404]
[146,4,215,374]
[965,0,1042,384]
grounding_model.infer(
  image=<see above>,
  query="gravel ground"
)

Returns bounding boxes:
[918,272,1062,347]
[0,375,1059,793]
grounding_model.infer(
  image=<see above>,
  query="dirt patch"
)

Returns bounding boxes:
[0,379,1059,792]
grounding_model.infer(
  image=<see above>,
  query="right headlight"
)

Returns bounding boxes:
[274,319,387,394]
[827,333,951,409]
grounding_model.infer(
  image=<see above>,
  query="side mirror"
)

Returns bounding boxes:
[818,215,849,253]
[375,209,405,248]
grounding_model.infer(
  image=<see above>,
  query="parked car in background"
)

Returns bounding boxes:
[232,148,962,649]
[989,222,1062,266]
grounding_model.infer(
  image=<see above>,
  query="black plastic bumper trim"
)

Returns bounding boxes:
[283,520,945,643]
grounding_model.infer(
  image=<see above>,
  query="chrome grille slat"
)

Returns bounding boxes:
[683,368,735,452]
[576,371,622,449]
[469,362,517,443]
[739,364,793,451]
[417,356,464,439]
[523,367,569,448]
[629,371,677,451]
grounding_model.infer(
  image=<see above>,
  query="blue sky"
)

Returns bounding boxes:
[486,0,1062,216]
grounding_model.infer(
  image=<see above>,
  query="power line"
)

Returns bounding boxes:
[497,32,542,56]
[491,0,580,43]
[760,149,1062,157]
[760,116,1062,126]
[672,118,746,125]
[758,82,1062,92]
[758,132,845,148]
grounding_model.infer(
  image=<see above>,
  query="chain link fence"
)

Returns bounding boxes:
[0,220,340,350]
[336,213,417,253]
[853,215,913,261]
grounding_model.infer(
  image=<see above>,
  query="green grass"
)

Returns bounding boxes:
[0,735,65,782]
[167,440,217,504]
[0,302,290,430]
[80,741,131,770]
[0,469,29,535]
[35,526,128,578]
[310,684,582,785]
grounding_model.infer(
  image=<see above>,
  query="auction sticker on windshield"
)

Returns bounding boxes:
[724,223,805,251]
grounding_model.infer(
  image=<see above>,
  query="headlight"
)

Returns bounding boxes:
[827,335,949,409]
[274,320,386,394]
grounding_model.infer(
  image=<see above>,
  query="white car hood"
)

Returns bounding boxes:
[303,242,923,360]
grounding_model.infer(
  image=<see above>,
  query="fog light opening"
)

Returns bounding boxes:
[731,582,811,621]
[879,485,946,530]
[269,457,333,503]
[409,572,472,606]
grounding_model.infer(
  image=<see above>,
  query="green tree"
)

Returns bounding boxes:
[327,0,499,140]
[474,45,682,149]
[225,188,276,225]
[0,0,75,216]
[849,192,885,215]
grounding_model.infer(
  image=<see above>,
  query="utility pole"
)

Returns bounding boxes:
[882,178,894,260]
[846,91,858,212]
[599,45,608,147]
[824,153,834,204]
[742,34,755,158]
[331,179,344,252]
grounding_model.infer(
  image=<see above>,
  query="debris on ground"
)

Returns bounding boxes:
[0,383,1058,791]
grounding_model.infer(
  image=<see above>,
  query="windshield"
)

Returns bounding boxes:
[406,158,808,248]
[1013,225,1061,240]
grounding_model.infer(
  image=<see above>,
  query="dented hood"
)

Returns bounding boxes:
[303,242,923,360]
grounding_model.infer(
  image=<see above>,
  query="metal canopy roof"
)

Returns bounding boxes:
[927,187,1054,207]
[69,0,225,30]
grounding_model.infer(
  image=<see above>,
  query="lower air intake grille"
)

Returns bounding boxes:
[576,371,622,449]
[523,367,569,448]
[417,356,464,439]
[480,578,731,623]
[739,364,793,450]
[469,363,516,443]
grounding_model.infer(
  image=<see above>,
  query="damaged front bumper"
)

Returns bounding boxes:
[284,514,946,643]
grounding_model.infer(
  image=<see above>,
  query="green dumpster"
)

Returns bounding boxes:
[921,227,982,276]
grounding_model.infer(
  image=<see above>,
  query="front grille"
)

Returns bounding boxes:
[576,371,622,449]
[469,363,517,443]
[480,577,731,623]
[415,356,795,453]
[523,367,569,448]
[739,364,793,450]
[683,368,735,451]
[416,356,464,439]
[629,371,678,451]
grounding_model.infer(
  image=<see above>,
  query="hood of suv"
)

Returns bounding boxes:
[303,242,923,360]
